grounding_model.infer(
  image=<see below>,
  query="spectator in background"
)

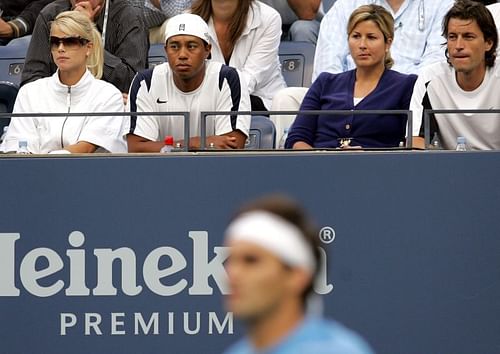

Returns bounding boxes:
[479,0,499,5]
[3,11,126,154]
[21,0,148,95]
[0,0,54,45]
[222,194,374,354]
[285,4,417,149]
[271,0,453,143]
[411,0,500,150]
[487,2,500,56]
[314,0,454,79]
[138,0,192,43]
[126,13,251,152]
[260,0,323,44]
[191,0,286,111]
[126,0,168,42]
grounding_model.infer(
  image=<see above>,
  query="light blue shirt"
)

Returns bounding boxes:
[222,317,375,354]
[313,0,454,79]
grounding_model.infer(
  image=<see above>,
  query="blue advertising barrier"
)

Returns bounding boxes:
[1,151,499,354]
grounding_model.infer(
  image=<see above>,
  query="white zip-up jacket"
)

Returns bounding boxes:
[207,1,287,110]
[4,70,127,153]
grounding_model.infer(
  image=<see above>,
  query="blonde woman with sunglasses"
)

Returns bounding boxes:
[3,11,126,154]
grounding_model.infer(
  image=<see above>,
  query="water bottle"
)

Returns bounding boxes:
[429,132,441,150]
[278,128,289,149]
[172,142,182,152]
[455,136,467,151]
[17,139,29,154]
[160,136,174,153]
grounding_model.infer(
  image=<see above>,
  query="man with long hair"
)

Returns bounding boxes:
[411,0,500,150]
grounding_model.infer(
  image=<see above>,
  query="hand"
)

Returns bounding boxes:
[73,1,102,22]
[339,145,363,150]
[149,0,161,10]
[0,18,13,38]
[206,135,240,149]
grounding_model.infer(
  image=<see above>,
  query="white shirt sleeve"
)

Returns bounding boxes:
[237,6,283,95]
[78,85,127,153]
[215,69,251,137]
[127,75,162,142]
[410,62,446,136]
[409,74,427,137]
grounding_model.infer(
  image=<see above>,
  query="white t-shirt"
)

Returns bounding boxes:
[4,70,126,154]
[410,61,500,150]
[127,61,251,142]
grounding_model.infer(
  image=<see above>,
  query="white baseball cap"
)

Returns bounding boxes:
[164,13,210,43]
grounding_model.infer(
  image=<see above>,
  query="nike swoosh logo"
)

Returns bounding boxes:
[156,98,167,104]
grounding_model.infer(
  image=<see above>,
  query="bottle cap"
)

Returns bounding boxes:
[457,136,466,144]
[164,136,174,145]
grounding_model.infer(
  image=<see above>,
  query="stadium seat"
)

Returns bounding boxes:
[0,81,19,131]
[245,115,276,149]
[0,38,29,86]
[322,0,337,13]
[148,43,167,68]
[7,35,32,48]
[278,41,315,87]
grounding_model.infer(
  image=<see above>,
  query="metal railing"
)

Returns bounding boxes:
[200,109,413,150]
[0,111,191,152]
[423,109,500,148]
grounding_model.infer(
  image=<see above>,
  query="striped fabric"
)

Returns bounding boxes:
[313,0,454,79]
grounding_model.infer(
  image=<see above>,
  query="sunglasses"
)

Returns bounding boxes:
[49,36,89,50]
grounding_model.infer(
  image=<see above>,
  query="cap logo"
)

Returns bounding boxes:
[179,24,185,31]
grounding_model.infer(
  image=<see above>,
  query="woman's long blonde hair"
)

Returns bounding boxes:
[51,11,104,79]
[347,4,395,69]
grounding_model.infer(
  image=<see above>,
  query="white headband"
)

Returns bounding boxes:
[225,211,316,274]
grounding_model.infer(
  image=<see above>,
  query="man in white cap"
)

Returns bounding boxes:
[126,13,251,151]
[222,194,374,354]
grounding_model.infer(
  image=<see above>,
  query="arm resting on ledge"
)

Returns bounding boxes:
[127,130,247,152]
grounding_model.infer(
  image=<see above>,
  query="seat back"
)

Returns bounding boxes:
[245,115,276,149]
[278,41,316,87]
[0,36,30,86]
[148,43,167,68]
[0,81,19,130]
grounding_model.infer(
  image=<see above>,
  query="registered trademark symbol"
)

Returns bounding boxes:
[319,226,335,244]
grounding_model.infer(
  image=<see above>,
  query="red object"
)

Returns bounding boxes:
[164,136,174,145]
